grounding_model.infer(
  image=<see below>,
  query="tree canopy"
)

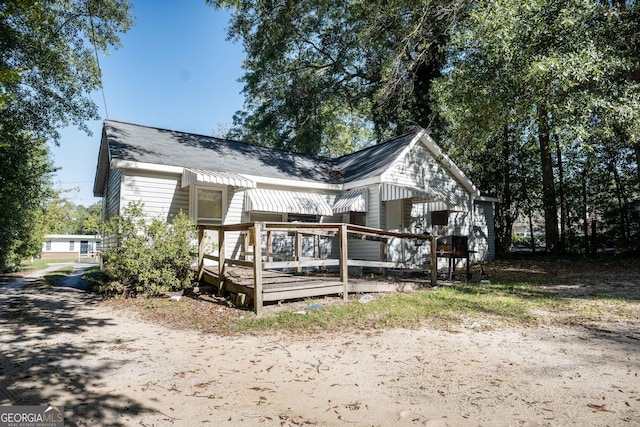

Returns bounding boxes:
[0,0,133,269]
[208,0,469,155]
[212,0,640,254]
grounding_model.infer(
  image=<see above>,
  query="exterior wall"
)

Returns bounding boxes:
[121,170,189,222]
[101,168,122,250]
[471,201,496,261]
[225,187,246,259]
[383,143,471,205]
[103,169,122,223]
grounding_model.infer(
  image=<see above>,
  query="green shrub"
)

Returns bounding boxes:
[100,203,197,297]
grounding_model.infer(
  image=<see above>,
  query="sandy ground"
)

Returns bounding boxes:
[0,265,638,426]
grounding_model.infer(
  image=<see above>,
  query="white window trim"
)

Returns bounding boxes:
[190,183,227,225]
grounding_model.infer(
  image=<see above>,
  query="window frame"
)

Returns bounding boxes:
[190,184,227,225]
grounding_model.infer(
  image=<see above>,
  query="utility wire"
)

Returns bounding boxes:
[88,4,109,119]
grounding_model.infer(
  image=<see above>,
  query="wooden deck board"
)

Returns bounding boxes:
[202,265,428,304]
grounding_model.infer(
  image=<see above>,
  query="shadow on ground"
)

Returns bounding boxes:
[0,274,157,426]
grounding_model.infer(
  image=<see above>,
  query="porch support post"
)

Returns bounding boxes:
[339,224,348,301]
[381,238,388,277]
[430,236,437,286]
[253,222,264,316]
[266,230,273,262]
[217,226,226,295]
[295,231,302,274]
[197,226,205,282]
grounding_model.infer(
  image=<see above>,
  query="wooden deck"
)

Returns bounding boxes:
[197,222,437,315]
[202,266,345,303]
[202,265,428,306]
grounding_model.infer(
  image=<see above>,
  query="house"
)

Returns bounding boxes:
[41,234,101,259]
[93,120,497,269]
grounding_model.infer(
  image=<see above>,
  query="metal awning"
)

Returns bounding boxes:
[245,188,333,216]
[181,168,255,188]
[381,184,467,211]
[333,189,367,213]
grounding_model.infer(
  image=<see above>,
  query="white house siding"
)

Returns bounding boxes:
[120,170,189,222]
[225,188,246,259]
[105,169,122,221]
[102,168,122,250]
[471,201,495,261]
[383,143,470,206]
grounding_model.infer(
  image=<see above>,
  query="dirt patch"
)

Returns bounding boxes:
[1,259,639,426]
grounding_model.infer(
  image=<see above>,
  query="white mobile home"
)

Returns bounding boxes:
[41,234,101,259]
[93,120,497,268]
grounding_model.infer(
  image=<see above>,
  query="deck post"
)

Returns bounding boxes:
[339,224,348,301]
[430,236,437,286]
[253,222,264,316]
[197,226,205,282]
[218,226,226,295]
[295,231,302,274]
[266,230,273,262]
[381,238,388,276]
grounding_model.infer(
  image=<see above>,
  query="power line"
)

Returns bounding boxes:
[87,4,109,119]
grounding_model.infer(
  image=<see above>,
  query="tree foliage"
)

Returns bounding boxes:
[209,0,469,155]
[0,0,133,269]
[41,197,102,235]
[99,204,197,297]
[434,0,640,253]
[0,130,54,270]
[212,0,640,254]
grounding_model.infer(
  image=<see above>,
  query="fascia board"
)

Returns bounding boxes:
[110,159,184,175]
[241,174,344,191]
[342,176,382,190]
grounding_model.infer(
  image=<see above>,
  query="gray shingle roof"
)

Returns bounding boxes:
[102,120,421,184]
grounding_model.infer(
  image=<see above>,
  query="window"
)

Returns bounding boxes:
[45,241,51,251]
[196,187,223,224]
[349,212,366,226]
[69,241,75,251]
[287,214,318,223]
[431,210,449,226]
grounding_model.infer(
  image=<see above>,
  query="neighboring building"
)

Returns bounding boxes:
[93,120,498,266]
[41,234,101,259]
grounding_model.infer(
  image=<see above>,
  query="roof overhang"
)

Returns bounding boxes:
[245,188,333,216]
[181,168,255,188]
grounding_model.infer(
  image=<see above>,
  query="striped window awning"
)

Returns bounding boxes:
[181,168,255,189]
[245,188,333,216]
[333,189,367,213]
[382,184,467,211]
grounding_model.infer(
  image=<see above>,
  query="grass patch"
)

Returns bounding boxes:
[20,258,76,271]
[25,267,74,289]
[99,256,640,335]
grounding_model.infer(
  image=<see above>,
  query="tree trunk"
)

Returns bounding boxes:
[555,135,566,253]
[581,166,589,254]
[537,104,559,253]
[634,141,640,178]
[610,156,630,250]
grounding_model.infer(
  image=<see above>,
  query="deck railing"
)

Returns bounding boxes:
[196,222,436,315]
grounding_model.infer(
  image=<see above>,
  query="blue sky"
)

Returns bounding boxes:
[50,1,245,206]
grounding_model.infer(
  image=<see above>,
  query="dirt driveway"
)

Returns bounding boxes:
[0,265,638,426]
